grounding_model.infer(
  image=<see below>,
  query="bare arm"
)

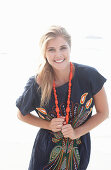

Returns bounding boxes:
[17,110,51,129]
[17,110,65,132]
[62,87,109,139]
[74,87,109,138]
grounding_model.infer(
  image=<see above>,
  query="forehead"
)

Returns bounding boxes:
[46,36,68,48]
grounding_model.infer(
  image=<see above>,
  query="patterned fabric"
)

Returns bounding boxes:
[36,92,92,170]
[16,63,106,170]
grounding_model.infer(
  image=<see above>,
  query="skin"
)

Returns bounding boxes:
[17,36,109,140]
[45,36,71,86]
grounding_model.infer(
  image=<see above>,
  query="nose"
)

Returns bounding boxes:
[55,50,62,58]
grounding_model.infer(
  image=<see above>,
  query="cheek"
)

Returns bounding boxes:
[46,53,55,60]
[64,52,70,59]
[63,50,70,56]
[45,55,54,65]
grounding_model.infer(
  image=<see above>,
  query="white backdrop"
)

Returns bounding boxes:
[0,0,111,169]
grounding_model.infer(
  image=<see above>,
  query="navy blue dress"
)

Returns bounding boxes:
[16,63,106,170]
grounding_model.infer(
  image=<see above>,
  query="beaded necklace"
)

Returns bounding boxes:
[53,62,73,124]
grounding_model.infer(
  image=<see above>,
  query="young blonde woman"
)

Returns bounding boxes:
[16,26,109,170]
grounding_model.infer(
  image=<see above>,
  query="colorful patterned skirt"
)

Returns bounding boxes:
[28,129,90,170]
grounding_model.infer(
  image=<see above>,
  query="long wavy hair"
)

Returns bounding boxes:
[36,25,71,106]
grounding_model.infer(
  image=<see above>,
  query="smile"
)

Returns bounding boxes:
[55,59,65,63]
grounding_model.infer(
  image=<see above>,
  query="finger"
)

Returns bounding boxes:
[63,121,67,125]
[63,124,72,128]
[52,120,63,125]
[56,128,62,131]
[62,132,71,138]
[62,130,71,135]
[63,134,69,138]
[56,122,64,126]
[52,123,63,131]
[54,120,65,125]
[60,116,65,118]
[52,119,64,126]
[62,127,72,134]
[54,129,61,132]
[56,118,65,122]
[62,129,69,134]
[58,116,65,119]
[62,124,71,130]
[56,126,62,131]
[56,124,63,129]
[52,117,64,121]
[57,123,63,128]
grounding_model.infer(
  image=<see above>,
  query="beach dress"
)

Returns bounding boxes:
[16,63,106,170]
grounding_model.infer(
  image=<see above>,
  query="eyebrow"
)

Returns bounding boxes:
[47,45,67,49]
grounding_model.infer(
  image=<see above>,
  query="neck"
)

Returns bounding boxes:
[53,62,73,87]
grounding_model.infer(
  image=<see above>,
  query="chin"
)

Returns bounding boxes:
[53,60,70,70]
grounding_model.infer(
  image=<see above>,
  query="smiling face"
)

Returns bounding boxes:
[45,36,71,70]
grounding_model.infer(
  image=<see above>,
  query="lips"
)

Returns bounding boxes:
[54,59,65,63]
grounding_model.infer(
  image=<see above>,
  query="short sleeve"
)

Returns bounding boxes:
[89,67,107,96]
[16,76,39,116]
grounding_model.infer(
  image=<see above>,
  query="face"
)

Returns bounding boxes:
[45,36,71,70]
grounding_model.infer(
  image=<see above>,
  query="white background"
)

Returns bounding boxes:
[0,0,111,169]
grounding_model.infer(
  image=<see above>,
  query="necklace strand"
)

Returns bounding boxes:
[53,62,73,124]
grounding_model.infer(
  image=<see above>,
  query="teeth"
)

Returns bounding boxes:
[55,59,64,63]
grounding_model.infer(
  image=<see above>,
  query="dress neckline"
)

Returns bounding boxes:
[55,62,77,89]
[34,62,77,89]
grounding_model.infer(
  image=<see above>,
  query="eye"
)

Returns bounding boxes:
[48,48,55,52]
[60,47,67,50]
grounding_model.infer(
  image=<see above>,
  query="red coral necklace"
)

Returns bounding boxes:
[53,62,73,124]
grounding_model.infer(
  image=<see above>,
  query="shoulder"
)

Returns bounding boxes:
[24,75,39,91]
[74,63,97,72]
[74,63,97,79]
[73,63,106,95]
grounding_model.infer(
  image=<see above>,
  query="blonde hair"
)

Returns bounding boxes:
[37,25,71,106]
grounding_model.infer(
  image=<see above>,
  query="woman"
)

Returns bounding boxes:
[16,25,109,170]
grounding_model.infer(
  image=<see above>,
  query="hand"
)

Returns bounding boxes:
[49,117,65,132]
[61,123,77,140]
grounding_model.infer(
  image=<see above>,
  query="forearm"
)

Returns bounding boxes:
[17,112,50,130]
[75,112,108,139]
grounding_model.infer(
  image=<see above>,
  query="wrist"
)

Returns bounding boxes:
[72,128,80,140]
[47,120,52,131]
[39,119,52,131]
